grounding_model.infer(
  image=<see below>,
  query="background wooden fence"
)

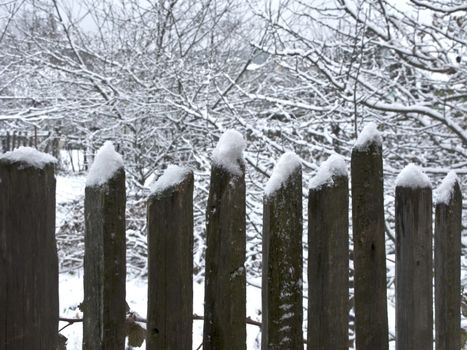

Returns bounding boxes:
[0,135,462,350]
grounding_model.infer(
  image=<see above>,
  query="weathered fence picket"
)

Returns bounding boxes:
[395,164,433,350]
[351,124,389,350]
[308,154,349,350]
[83,142,126,350]
[262,152,303,350]
[435,172,462,350]
[203,130,247,350]
[0,148,58,350]
[146,166,194,350]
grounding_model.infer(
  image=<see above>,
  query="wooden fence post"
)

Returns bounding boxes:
[203,130,246,350]
[5,131,11,151]
[262,152,303,350]
[395,164,432,350]
[351,123,388,350]
[146,166,194,350]
[434,172,462,350]
[83,141,126,350]
[308,154,349,350]
[0,147,58,350]
[12,131,16,150]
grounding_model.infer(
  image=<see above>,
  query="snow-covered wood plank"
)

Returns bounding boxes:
[262,152,303,349]
[395,165,433,350]
[308,155,349,350]
[434,172,462,350]
[146,167,194,349]
[351,124,389,350]
[83,142,126,350]
[0,149,58,350]
[203,130,246,350]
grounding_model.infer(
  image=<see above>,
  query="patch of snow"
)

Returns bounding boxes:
[86,141,124,187]
[56,175,86,230]
[354,122,382,150]
[395,164,431,189]
[309,154,347,190]
[56,175,86,205]
[212,130,246,176]
[247,62,265,71]
[0,146,57,169]
[435,171,459,205]
[264,152,301,196]
[150,165,191,194]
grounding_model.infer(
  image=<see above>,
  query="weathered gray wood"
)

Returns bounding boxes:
[435,181,462,350]
[351,143,389,350]
[308,175,349,350]
[5,131,10,151]
[83,168,126,350]
[262,168,303,350]
[0,160,58,350]
[203,164,246,350]
[146,171,194,350]
[395,186,433,350]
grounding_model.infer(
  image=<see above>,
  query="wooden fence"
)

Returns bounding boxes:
[0,129,89,172]
[0,135,463,350]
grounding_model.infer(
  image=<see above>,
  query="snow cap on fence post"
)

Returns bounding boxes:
[150,165,192,195]
[395,163,431,189]
[309,153,347,190]
[354,122,382,151]
[86,141,124,187]
[0,146,57,168]
[212,129,246,176]
[435,171,459,205]
[265,151,301,197]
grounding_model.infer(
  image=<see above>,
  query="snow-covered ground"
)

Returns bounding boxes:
[59,271,262,349]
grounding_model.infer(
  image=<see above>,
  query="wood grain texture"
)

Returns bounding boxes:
[203,164,246,350]
[351,144,389,350]
[307,175,349,350]
[83,168,126,350]
[395,186,433,350]
[0,161,58,350]
[435,182,462,350]
[146,171,194,350]
[262,168,303,350]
